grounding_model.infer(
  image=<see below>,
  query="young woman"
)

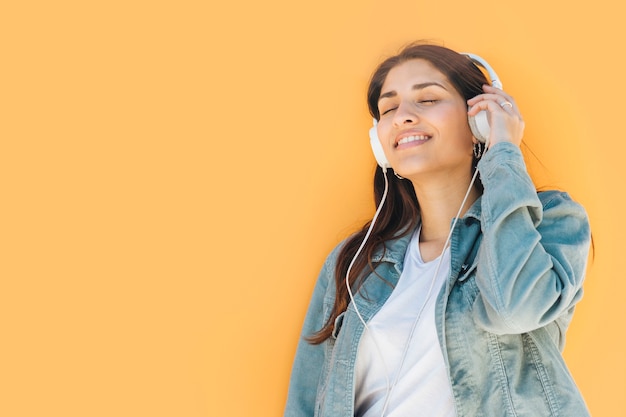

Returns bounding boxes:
[284,43,591,417]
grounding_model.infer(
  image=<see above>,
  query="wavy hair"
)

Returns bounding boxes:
[307,42,490,344]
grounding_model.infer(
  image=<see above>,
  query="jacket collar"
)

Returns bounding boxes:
[464,195,482,221]
[371,227,415,271]
[370,195,483,268]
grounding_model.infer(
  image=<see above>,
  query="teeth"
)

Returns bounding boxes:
[398,135,428,145]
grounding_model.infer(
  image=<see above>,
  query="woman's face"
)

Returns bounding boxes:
[376,59,475,182]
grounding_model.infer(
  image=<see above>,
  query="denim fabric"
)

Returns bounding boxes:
[285,142,591,417]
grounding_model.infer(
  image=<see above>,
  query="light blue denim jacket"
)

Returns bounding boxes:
[285,142,592,417]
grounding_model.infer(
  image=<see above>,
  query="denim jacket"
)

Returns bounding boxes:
[285,143,591,417]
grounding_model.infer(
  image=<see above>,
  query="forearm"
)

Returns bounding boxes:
[472,142,591,334]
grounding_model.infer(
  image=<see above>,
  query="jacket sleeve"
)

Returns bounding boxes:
[284,245,340,417]
[472,142,591,335]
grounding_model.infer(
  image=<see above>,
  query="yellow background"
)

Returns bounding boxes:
[1,0,623,416]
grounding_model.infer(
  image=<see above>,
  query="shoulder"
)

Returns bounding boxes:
[537,189,575,205]
[534,190,591,252]
[322,237,350,270]
[310,237,350,300]
[537,190,588,219]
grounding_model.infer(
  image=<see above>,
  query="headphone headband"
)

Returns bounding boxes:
[461,52,503,89]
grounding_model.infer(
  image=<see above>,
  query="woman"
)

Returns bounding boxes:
[284,43,591,417]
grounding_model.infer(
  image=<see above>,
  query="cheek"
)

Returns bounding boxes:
[442,116,474,155]
[448,111,474,142]
[376,122,392,147]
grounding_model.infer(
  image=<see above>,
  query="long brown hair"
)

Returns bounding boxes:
[307,42,490,344]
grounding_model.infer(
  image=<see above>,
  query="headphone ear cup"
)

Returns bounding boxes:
[468,110,490,146]
[462,52,502,149]
[369,125,391,170]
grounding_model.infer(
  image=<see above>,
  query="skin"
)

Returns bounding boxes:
[376,59,525,261]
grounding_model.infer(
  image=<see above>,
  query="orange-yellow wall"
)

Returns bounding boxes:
[2,1,623,416]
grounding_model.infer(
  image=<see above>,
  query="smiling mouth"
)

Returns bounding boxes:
[396,135,430,147]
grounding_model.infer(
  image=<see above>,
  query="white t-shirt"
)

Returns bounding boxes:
[354,230,456,417]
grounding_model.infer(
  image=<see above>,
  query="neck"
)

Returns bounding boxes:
[411,171,480,244]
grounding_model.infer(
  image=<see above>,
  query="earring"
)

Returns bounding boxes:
[473,142,485,159]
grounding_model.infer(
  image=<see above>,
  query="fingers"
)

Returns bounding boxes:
[467,97,510,116]
[466,85,525,147]
[467,85,518,115]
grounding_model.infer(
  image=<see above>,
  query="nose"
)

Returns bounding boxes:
[392,100,419,127]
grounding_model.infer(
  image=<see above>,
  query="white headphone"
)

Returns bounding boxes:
[369,52,503,171]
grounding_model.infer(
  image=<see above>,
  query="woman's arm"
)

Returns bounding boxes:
[472,142,591,335]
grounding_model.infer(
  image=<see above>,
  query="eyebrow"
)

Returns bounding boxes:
[378,82,447,102]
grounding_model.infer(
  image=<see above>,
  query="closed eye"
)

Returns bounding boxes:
[381,107,397,116]
[380,98,439,116]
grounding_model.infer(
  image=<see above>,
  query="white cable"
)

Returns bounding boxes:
[345,165,481,417]
[346,169,391,395]
[380,166,480,417]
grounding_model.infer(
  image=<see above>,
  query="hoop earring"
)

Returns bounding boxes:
[473,142,485,159]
